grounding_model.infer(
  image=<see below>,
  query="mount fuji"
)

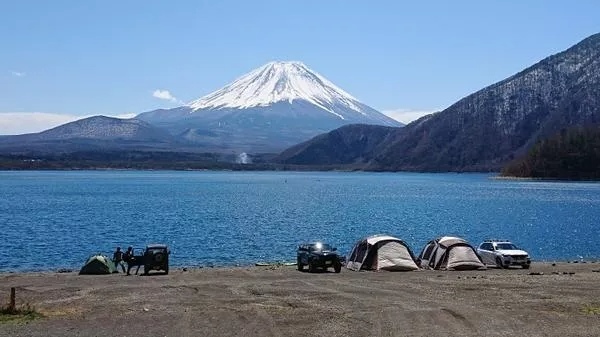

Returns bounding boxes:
[137,61,402,152]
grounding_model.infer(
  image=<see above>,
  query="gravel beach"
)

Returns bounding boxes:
[1,262,599,337]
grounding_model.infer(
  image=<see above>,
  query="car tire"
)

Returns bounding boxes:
[144,265,150,275]
[334,262,341,273]
[308,262,316,273]
[495,257,506,269]
[522,264,530,269]
[297,259,303,271]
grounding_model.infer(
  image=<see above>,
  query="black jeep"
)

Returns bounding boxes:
[297,242,342,273]
[143,244,170,275]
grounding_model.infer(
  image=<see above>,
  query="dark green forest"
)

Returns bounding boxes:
[0,151,340,171]
[501,126,600,180]
[0,151,275,171]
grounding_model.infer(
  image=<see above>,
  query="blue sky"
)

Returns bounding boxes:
[1,0,599,134]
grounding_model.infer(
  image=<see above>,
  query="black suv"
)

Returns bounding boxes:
[143,244,170,275]
[297,242,342,273]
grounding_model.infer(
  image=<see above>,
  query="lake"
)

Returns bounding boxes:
[0,171,599,272]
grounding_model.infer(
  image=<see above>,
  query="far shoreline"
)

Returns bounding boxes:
[3,168,600,182]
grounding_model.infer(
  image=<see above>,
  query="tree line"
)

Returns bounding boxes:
[501,126,600,180]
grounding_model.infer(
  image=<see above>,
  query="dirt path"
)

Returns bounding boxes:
[1,262,599,337]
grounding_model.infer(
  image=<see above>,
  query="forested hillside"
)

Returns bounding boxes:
[501,126,600,180]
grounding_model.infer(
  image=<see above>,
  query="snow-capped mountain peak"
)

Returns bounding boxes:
[136,60,402,153]
[187,61,368,118]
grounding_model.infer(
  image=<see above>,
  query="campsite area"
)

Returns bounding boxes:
[1,262,600,337]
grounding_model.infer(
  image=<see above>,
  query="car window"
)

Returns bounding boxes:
[496,243,518,250]
[480,243,493,251]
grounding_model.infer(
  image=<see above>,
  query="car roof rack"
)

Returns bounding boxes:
[483,239,510,243]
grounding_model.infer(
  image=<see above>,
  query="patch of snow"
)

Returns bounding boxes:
[187,61,369,119]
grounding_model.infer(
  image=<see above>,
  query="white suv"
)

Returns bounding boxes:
[477,240,531,269]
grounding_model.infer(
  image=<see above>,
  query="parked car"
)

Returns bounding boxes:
[476,240,531,269]
[297,242,342,273]
[143,244,170,275]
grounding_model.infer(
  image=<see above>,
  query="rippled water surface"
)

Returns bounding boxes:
[1,171,599,272]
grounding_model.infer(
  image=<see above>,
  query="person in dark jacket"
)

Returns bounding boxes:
[112,247,126,273]
[123,246,143,275]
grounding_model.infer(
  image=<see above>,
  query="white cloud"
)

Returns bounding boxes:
[114,112,137,119]
[152,89,180,103]
[382,108,438,124]
[0,112,137,135]
[11,71,25,77]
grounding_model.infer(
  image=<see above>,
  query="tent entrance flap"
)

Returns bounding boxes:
[446,246,484,270]
[377,241,418,271]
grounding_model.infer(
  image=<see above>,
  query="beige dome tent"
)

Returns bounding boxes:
[346,235,419,271]
[418,236,486,270]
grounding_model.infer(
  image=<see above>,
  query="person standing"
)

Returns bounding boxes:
[124,246,135,275]
[112,247,126,273]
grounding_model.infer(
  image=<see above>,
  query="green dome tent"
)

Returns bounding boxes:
[79,254,117,275]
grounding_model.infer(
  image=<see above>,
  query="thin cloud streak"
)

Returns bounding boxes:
[11,71,26,77]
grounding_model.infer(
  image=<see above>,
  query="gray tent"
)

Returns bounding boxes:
[346,235,419,271]
[418,236,485,270]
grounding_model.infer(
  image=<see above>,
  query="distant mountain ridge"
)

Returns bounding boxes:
[277,124,397,166]
[278,33,600,171]
[0,116,177,154]
[34,116,170,140]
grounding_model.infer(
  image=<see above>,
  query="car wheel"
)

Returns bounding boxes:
[308,262,316,273]
[297,259,303,271]
[334,262,341,273]
[522,264,530,269]
[144,265,150,275]
[495,257,506,269]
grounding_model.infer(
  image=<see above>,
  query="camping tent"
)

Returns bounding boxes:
[418,236,485,270]
[346,235,419,271]
[79,254,117,275]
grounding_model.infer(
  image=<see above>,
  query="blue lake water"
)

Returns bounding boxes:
[1,171,599,272]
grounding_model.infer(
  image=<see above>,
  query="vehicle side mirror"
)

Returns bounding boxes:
[333,247,337,251]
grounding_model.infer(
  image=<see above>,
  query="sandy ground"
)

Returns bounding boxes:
[1,262,600,337]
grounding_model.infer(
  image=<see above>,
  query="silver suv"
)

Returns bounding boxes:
[477,240,531,269]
